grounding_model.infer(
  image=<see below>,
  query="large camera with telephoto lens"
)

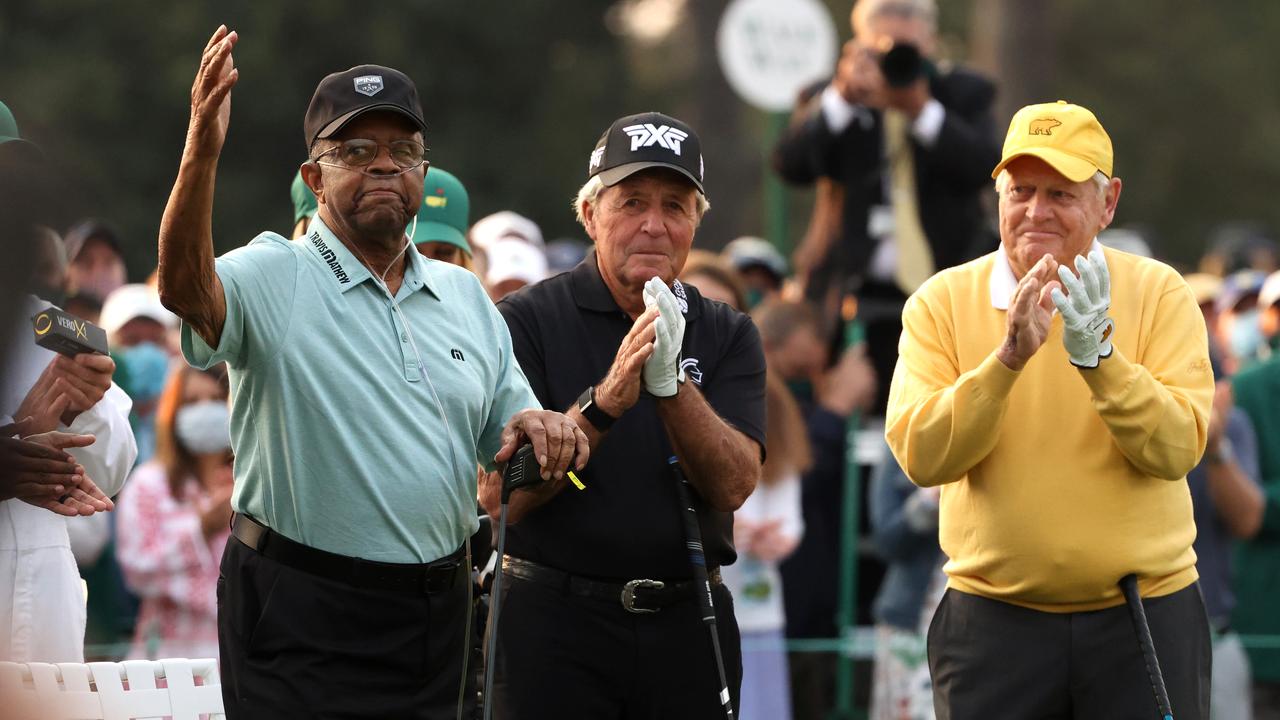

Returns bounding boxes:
[879,42,924,88]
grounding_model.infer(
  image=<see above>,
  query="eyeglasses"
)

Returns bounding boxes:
[313,138,428,171]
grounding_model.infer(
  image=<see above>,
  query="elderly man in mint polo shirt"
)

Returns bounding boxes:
[157,28,589,719]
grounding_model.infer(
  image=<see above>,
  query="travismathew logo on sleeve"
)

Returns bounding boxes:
[310,231,351,284]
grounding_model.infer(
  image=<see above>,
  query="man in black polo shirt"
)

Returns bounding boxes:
[484,112,766,718]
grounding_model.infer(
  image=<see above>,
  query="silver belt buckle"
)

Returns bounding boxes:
[621,579,665,614]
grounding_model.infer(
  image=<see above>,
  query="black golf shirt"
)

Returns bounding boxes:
[497,252,766,580]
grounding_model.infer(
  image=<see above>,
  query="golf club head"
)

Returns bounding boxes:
[501,443,544,502]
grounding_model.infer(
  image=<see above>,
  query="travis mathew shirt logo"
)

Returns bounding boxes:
[622,123,689,155]
[310,232,351,284]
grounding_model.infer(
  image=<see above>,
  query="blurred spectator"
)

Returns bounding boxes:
[681,259,808,720]
[1097,227,1153,258]
[1217,270,1269,372]
[412,167,473,270]
[486,237,548,301]
[727,371,810,720]
[545,239,589,276]
[116,365,231,660]
[29,226,69,307]
[681,249,748,309]
[1200,223,1279,277]
[1259,271,1280,352]
[1188,359,1264,720]
[724,236,788,308]
[1186,273,1225,355]
[867,443,944,720]
[469,210,544,252]
[101,283,178,465]
[1231,276,1280,716]
[290,168,317,239]
[773,0,999,415]
[754,298,875,719]
[64,219,127,304]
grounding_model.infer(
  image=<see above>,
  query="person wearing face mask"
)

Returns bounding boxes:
[1216,270,1270,373]
[115,365,232,660]
[64,219,128,305]
[100,283,178,465]
[1230,271,1280,715]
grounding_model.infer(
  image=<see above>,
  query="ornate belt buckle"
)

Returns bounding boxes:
[621,578,665,614]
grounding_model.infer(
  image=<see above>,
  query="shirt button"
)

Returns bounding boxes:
[401,332,408,342]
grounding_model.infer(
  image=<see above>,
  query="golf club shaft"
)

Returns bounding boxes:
[669,457,735,720]
[482,502,509,720]
[1119,574,1174,720]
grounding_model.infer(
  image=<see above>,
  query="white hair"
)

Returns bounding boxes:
[852,0,938,34]
[572,175,711,227]
[994,168,1110,198]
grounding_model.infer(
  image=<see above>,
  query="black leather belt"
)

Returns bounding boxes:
[231,513,462,595]
[502,555,721,614]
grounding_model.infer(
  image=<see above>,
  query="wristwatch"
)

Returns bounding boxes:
[1205,437,1235,466]
[577,386,618,432]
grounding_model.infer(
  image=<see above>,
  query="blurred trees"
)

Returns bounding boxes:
[1,0,1278,274]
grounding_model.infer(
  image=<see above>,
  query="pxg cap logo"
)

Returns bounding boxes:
[622,123,689,156]
[353,75,384,97]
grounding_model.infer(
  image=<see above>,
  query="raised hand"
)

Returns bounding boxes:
[187,25,239,161]
[997,253,1061,371]
[595,306,659,417]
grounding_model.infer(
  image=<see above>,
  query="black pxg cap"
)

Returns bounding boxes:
[303,65,426,151]
[587,112,705,196]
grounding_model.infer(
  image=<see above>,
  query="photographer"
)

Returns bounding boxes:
[773,0,999,414]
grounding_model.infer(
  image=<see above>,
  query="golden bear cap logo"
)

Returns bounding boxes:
[1029,118,1062,136]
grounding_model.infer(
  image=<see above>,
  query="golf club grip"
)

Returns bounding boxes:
[669,459,716,620]
[669,457,735,719]
[1119,574,1174,720]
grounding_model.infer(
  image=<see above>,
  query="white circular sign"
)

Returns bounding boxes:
[717,0,839,112]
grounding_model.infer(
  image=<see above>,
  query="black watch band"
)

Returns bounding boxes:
[577,386,617,432]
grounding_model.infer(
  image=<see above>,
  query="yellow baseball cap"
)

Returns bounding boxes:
[991,100,1113,182]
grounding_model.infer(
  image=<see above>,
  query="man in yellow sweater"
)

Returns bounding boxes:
[886,101,1214,719]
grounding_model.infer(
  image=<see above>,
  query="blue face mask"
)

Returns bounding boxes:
[1228,309,1265,363]
[119,342,171,403]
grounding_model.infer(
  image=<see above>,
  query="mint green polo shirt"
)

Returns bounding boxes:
[181,217,538,563]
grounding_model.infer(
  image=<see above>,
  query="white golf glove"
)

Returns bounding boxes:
[1050,249,1115,369]
[642,276,686,398]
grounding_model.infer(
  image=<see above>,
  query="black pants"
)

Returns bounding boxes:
[487,571,742,719]
[928,584,1211,720]
[217,537,470,719]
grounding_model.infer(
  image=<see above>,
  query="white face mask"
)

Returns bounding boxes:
[174,400,231,455]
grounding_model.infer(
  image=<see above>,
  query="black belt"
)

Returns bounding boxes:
[231,513,462,595]
[501,555,721,614]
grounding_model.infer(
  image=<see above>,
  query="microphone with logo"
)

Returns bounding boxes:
[31,306,109,356]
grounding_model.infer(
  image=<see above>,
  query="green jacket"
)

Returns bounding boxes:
[1232,356,1280,680]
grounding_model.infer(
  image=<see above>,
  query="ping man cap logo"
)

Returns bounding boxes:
[992,100,1114,183]
[353,75,384,97]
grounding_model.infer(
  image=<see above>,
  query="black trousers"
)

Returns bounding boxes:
[487,570,742,719]
[928,584,1211,720]
[217,537,470,719]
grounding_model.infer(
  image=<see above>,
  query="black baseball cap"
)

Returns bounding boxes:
[587,112,705,195]
[303,65,426,150]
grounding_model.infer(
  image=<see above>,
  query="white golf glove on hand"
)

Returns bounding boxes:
[1050,249,1115,369]
[642,276,686,398]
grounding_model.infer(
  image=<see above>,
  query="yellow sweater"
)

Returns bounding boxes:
[885,246,1213,612]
